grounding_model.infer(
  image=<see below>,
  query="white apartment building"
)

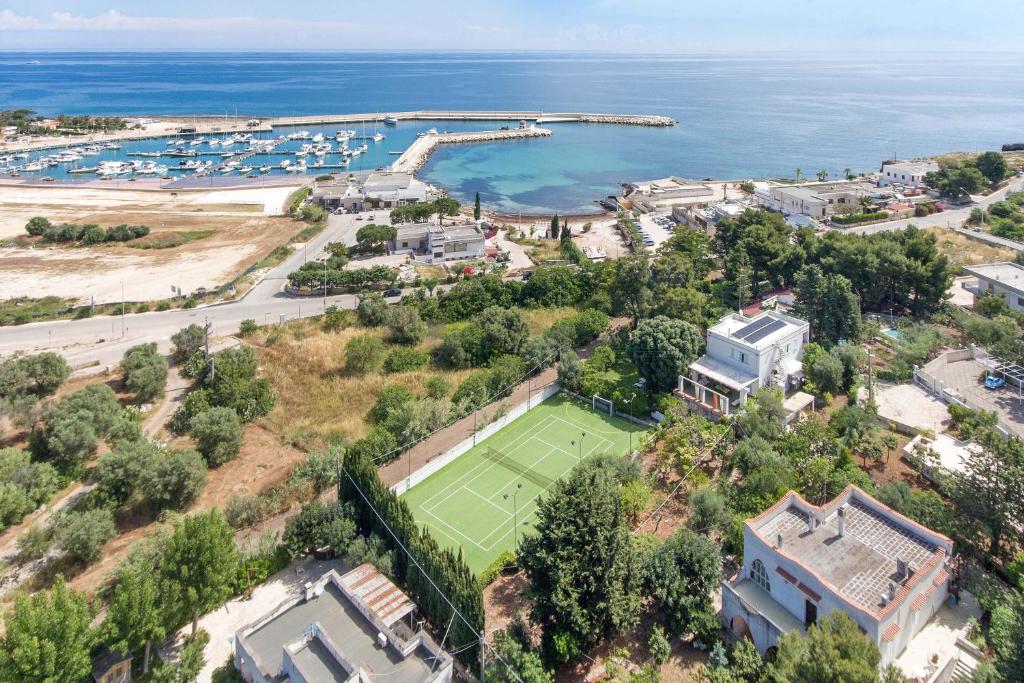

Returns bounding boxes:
[878,160,940,188]
[721,486,956,669]
[963,262,1024,313]
[677,311,809,416]
[390,222,486,264]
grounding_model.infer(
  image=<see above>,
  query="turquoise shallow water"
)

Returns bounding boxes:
[3,51,1023,213]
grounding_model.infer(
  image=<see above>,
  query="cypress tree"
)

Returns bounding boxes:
[550,214,559,239]
[473,192,481,220]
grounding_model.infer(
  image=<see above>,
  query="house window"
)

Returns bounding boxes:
[750,559,770,592]
[1018,296,1024,308]
[739,352,747,364]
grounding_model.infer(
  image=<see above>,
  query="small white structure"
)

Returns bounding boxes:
[390,222,486,264]
[721,486,956,668]
[234,563,452,683]
[677,311,809,416]
[963,262,1024,313]
[878,160,940,188]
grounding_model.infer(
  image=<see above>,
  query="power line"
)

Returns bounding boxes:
[341,468,525,683]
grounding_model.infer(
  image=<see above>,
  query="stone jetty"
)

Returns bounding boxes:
[271,110,676,127]
[391,127,553,173]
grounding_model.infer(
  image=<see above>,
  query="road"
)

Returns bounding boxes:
[0,210,382,368]
[842,177,1024,242]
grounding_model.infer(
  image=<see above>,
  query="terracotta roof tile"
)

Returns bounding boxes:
[882,622,901,642]
[933,570,949,586]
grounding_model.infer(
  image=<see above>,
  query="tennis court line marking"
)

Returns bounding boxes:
[465,487,514,519]
[550,414,623,443]
[418,414,561,514]
[418,506,489,550]
[475,435,608,550]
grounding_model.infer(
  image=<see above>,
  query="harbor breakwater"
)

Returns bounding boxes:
[271,110,676,127]
[391,127,553,173]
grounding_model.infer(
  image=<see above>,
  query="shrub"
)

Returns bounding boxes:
[425,375,450,399]
[224,493,268,529]
[382,347,430,373]
[370,385,416,424]
[831,211,888,225]
[171,324,206,364]
[16,525,51,561]
[25,216,52,236]
[92,440,156,505]
[387,306,427,344]
[238,319,259,337]
[322,305,351,332]
[57,508,116,564]
[121,343,168,402]
[478,549,516,586]
[137,448,207,511]
[345,334,386,374]
[190,407,244,467]
[356,292,390,327]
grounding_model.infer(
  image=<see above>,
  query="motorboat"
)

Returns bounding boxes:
[383,115,398,125]
[372,132,384,142]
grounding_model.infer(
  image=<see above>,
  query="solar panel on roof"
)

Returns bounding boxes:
[734,316,774,340]
[743,318,787,344]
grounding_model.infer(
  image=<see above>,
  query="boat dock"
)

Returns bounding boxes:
[271,110,676,127]
[391,127,553,173]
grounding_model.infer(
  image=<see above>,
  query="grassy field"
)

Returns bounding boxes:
[401,393,648,574]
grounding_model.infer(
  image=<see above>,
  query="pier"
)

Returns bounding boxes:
[270,110,676,127]
[391,127,553,173]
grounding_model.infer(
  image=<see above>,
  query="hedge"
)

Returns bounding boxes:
[831,211,888,225]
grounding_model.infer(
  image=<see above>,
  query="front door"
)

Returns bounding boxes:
[804,600,817,628]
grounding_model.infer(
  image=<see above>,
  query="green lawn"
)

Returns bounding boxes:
[401,393,648,574]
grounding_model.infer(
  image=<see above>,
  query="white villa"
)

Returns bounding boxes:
[878,160,940,189]
[963,261,1024,313]
[722,486,959,669]
[390,221,486,265]
[677,311,809,416]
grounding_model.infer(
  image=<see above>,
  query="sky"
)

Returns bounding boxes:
[0,0,1021,52]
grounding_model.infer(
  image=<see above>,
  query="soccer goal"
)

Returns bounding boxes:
[592,394,614,416]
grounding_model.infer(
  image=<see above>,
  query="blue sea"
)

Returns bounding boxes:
[2,51,1023,214]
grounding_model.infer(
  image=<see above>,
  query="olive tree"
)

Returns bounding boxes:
[122,343,169,402]
[189,407,243,467]
[627,316,703,392]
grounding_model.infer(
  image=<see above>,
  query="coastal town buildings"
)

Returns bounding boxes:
[760,180,875,219]
[234,563,452,683]
[878,160,940,189]
[618,177,715,212]
[721,485,963,672]
[676,310,810,416]
[311,171,429,212]
[390,221,487,264]
[963,261,1024,313]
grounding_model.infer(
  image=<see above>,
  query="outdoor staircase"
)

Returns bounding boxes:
[949,649,979,682]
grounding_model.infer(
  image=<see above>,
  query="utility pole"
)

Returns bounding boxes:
[120,279,126,337]
[866,347,874,403]
[479,636,486,681]
[204,318,215,381]
[323,257,328,313]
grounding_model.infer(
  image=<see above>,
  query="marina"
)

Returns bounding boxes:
[0,111,669,186]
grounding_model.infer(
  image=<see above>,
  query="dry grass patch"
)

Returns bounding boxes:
[522,306,578,335]
[923,227,1017,266]
[252,319,473,450]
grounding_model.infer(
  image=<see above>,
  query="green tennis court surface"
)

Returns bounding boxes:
[401,393,649,574]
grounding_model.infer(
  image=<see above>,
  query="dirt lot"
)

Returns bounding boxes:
[0,182,303,304]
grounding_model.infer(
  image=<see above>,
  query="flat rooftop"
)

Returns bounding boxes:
[709,311,807,351]
[963,262,1024,295]
[241,569,444,683]
[753,496,941,613]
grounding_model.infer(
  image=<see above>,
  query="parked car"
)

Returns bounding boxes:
[384,287,402,297]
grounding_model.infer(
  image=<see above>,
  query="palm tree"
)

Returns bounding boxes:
[844,167,854,180]
[817,170,829,182]
[881,432,899,464]
[795,167,802,182]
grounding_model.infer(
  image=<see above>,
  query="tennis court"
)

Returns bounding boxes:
[401,393,648,574]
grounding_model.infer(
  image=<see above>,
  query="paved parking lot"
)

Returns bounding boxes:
[637,213,677,250]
